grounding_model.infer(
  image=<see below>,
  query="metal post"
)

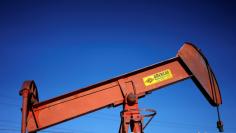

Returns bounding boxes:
[119,93,143,133]
[20,89,30,133]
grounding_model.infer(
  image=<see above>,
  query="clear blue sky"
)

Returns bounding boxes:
[0,0,236,133]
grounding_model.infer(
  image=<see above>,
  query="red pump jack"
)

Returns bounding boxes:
[19,43,223,133]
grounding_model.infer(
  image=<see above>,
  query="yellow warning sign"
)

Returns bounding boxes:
[143,69,173,86]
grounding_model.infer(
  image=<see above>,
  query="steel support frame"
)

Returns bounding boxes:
[119,94,143,133]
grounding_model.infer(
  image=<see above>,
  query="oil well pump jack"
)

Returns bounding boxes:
[20,43,224,133]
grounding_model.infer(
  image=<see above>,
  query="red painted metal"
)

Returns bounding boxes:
[19,43,223,133]
[119,93,156,133]
[119,94,143,133]
[20,89,29,133]
[19,80,39,133]
[177,43,222,106]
